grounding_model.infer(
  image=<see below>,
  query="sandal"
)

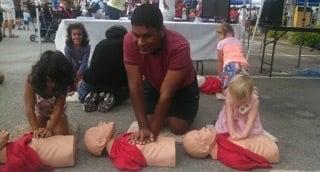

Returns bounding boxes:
[9,34,19,38]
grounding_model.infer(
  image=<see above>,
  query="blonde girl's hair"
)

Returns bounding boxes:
[216,22,235,38]
[228,73,254,102]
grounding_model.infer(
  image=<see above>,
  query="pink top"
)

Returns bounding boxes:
[35,94,66,118]
[124,29,195,90]
[217,37,248,67]
[215,90,264,135]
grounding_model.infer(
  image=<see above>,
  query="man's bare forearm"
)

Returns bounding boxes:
[129,85,148,129]
[150,93,172,137]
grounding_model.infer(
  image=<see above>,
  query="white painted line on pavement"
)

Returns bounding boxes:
[252,76,320,80]
[250,54,320,57]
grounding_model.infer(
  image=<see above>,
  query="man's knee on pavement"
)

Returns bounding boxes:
[167,117,190,135]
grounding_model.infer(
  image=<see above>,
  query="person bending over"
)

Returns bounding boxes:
[24,51,75,138]
[124,4,199,144]
[79,25,129,113]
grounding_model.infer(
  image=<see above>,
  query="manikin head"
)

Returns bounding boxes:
[183,127,216,158]
[84,122,115,156]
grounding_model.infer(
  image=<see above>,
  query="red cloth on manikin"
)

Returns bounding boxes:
[0,133,51,172]
[216,133,271,171]
[200,76,222,94]
[109,133,147,171]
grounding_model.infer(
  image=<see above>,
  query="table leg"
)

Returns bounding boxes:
[200,61,204,75]
[269,30,278,77]
[297,33,304,68]
[195,61,199,73]
[260,31,268,74]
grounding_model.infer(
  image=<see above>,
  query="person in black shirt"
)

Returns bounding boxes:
[79,25,128,113]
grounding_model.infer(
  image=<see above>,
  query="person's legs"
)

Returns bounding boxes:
[166,79,199,135]
[221,62,240,89]
[113,86,129,105]
[7,9,18,38]
[167,117,191,135]
[7,19,13,36]
[143,79,199,135]
[97,85,129,113]
[2,20,7,36]
[78,80,94,103]
[48,115,69,135]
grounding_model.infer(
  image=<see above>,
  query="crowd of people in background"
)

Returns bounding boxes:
[0,0,262,41]
[2,0,319,43]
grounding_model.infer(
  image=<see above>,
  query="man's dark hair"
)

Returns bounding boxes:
[105,25,128,39]
[131,4,163,30]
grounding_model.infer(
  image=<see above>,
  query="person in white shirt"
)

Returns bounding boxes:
[0,0,18,38]
[159,0,174,21]
[88,0,105,19]
[22,8,30,30]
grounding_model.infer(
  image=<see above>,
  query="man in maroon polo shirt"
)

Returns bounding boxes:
[124,4,199,144]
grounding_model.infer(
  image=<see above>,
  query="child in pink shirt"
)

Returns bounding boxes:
[215,73,264,140]
[216,23,249,89]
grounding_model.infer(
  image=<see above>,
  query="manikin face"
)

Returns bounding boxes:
[183,128,216,158]
[71,28,83,46]
[132,25,164,54]
[84,122,115,156]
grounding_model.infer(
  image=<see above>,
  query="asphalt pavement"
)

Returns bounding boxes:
[0,29,320,171]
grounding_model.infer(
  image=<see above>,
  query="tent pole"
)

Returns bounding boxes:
[35,0,42,55]
[247,0,252,49]
[246,0,265,60]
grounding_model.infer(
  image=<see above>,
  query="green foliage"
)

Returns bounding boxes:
[267,31,289,40]
[288,24,320,47]
[288,32,320,47]
[266,24,320,47]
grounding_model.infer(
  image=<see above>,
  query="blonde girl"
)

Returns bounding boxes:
[214,73,264,140]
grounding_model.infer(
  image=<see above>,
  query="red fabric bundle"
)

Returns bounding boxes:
[109,133,147,171]
[0,133,51,172]
[216,133,271,171]
[200,76,222,94]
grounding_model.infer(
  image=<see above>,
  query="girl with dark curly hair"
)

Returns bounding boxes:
[24,51,75,138]
[64,22,90,83]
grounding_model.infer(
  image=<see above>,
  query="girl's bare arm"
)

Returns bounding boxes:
[217,50,223,77]
[46,95,66,132]
[24,80,39,130]
[225,98,238,139]
[241,100,259,139]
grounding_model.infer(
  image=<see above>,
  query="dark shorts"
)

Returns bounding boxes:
[144,79,199,122]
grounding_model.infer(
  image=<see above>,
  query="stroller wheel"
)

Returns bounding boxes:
[49,34,55,43]
[30,35,36,42]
